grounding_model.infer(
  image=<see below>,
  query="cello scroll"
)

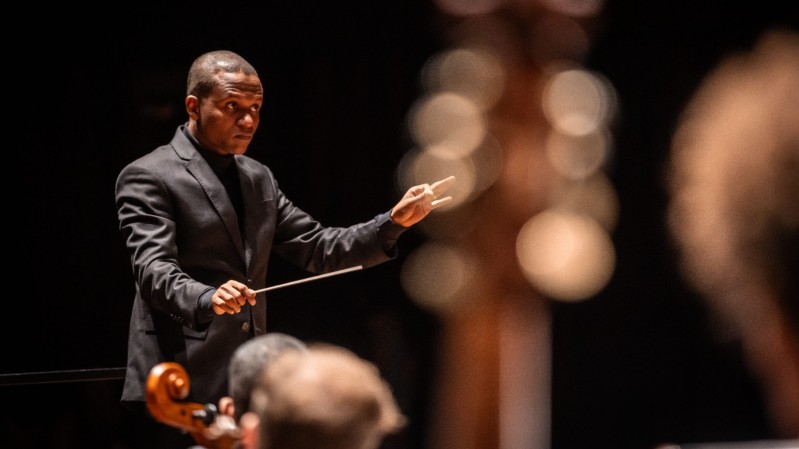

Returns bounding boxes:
[146,362,241,449]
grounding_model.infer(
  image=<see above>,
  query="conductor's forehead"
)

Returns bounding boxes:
[212,71,263,97]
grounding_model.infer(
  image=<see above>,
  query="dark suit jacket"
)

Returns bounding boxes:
[115,125,402,405]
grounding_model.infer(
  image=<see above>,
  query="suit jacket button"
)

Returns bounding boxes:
[241,322,251,333]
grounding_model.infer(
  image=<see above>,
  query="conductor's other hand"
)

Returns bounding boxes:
[212,280,257,315]
[390,176,456,228]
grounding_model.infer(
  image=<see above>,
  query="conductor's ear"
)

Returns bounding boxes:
[186,96,199,119]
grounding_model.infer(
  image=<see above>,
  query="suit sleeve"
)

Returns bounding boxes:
[269,186,408,274]
[115,164,214,329]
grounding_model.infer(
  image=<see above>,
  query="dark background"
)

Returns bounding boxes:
[4,1,798,448]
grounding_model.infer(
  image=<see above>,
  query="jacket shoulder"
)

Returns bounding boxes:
[121,128,193,173]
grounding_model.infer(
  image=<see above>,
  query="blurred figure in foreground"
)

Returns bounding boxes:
[240,343,407,449]
[191,333,308,448]
[222,333,308,421]
[667,29,799,439]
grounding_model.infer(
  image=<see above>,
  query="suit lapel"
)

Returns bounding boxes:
[237,159,257,274]
[172,131,247,263]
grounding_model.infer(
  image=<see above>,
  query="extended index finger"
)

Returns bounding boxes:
[430,175,456,196]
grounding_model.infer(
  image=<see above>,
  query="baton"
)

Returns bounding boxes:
[252,265,364,294]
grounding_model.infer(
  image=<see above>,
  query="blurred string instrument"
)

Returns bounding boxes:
[146,362,241,449]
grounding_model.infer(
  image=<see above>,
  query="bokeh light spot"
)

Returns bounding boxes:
[516,210,615,301]
[400,242,477,315]
[409,92,487,157]
[542,68,614,137]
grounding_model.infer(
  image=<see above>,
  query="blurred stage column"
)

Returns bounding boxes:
[395,1,617,448]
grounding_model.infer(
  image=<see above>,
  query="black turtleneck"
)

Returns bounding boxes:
[183,126,245,234]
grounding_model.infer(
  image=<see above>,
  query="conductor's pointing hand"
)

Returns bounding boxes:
[390,175,457,228]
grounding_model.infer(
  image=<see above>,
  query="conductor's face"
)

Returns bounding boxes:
[188,71,264,156]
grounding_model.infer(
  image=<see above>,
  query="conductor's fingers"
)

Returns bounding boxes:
[431,196,453,208]
[243,287,256,306]
[216,291,242,314]
[213,302,237,315]
[431,175,456,196]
